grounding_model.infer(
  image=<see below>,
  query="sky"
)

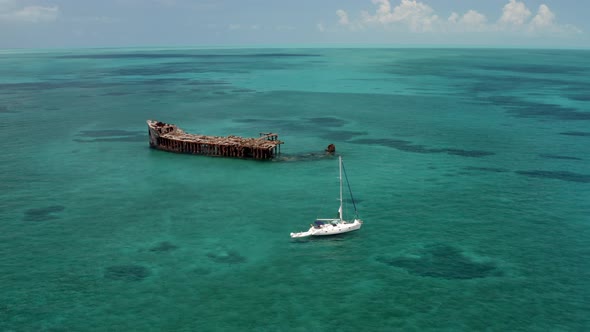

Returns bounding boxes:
[0,0,589,49]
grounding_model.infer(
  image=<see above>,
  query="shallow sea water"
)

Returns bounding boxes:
[1,48,589,331]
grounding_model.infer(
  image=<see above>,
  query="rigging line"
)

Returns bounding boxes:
[341,160,358,216]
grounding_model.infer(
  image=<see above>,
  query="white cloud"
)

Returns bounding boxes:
[530,4,554,29]
[499,0,531,27]
[446,10,488,32]
[0,2,59,23]
[334,0,581,39]
[461,10,487,27]
[359,0,439,32]
[448,12,459,24]
[526,4,581,35]
[317,22,326,32]
[336,9,349,25]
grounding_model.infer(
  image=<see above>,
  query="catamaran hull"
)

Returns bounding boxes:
[290,220,362,238]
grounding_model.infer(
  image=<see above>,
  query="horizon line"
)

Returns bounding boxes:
[1,43,589,53]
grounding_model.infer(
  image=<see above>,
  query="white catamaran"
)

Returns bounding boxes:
[290,156,363,238]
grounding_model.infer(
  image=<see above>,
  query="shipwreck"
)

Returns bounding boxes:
[147,120,283,160]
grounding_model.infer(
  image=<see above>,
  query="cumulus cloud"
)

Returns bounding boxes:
[335,0,580,37]
[461,10,487,27]
[359,0,439,32]
[526,4,580,35]
[448,12,459,23]
[447,9,488,32]
[336,9,349,25]
[499,0,531,27]
[530,4,554,29]
[0,1,59,23]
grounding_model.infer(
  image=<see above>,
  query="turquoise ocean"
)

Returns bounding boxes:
[1,48,589,331]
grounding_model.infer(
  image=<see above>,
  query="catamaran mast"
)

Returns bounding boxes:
[338,156,343,221]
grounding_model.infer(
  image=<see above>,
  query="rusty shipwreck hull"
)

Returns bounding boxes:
[147,120,283,160]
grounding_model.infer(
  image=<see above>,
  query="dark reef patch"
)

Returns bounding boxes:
[101,91,131,96]
[233,118,298,128]
[345,197,363,204]
[53,53,320,74]
[376,243,500,280]
[350,138,494,158]
[516,170,590,183]
[23,205,65,222]
[466,75,567,95]
[78,130,143,138]
[277,153,338,163]
[231,88,256,93]
[110,63,233,76]
[104,265,151,281]
[444,149,495,157]
[320,130,368,141]
[56,52,321,60]
[539,154,583,161]
[560,131,590,137]
[486,96,590,121]
[351,138,436,153]
[233,117,337,134]
[0,80,123,91]
[58,53,200,59]
[192,267,212,275]
[233,118,260,123]
[477,63,584,75]
[0,106,18,113]
[566,94,590,102]
[149,241,178,252]
[306,117,347,128]
[0,77,201,92]
[206,250,246,264]
[138,78,189,86]
[73,137,145,143]
[147,89,174,94]
[463,166,510,173]
[384,50,588,98]
[509,104,590,121]
[74,130,145,143]
[251,53,321,58]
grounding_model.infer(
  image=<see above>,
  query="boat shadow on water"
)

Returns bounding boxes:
[290,231,361,242]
